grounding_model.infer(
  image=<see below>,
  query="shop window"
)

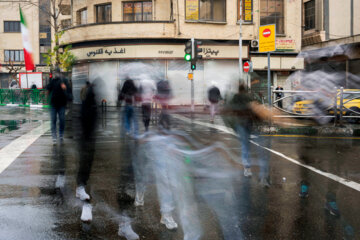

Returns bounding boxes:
[185,0,226,22]
[123,1,152,22]
[237,0,253,23]
[77,8,87,25]
[4,21,21,32]
[4,50,24,62]
[304,0,315,31]
[96,4,112,23]
[260,0,284,34]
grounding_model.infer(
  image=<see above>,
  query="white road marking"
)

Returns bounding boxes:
[0,121,50,174]
[173,114,360,192]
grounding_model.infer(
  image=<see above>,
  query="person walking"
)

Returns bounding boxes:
[139,79,156,131]
[155,80,172,130]
[47,67,72,144]
[119,79,138,136]
[207,83,222,123]
[275,85,284,108]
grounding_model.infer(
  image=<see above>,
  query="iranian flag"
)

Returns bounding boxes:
[20,7,34,71]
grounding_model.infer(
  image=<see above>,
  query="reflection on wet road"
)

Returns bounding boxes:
[0,107,359,240]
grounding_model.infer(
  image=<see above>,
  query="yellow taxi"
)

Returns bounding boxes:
[292,89,360,117]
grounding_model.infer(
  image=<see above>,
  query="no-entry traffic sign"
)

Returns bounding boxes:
[243,61,250,73]
[259,24,276,52]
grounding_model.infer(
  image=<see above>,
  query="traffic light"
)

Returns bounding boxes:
[194,40,203,61]
[191,60,196,70]
[184,40,192,61]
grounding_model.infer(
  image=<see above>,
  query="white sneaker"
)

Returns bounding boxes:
[81,203,92,222]
[134,191,144,207]
[160,213,178,230]
[55,175,65,189]
[244,168,252,177]
[76,186,90,200]
[118,223,139,240]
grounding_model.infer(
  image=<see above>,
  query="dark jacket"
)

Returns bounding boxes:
[119,80,137,105]
[208,86,221,103]
[47,77,72,108]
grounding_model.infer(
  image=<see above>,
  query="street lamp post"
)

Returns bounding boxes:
[239,0,243,83]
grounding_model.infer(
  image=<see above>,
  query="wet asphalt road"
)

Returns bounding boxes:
[0,106,359,240]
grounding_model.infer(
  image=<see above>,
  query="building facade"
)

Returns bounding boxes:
[61,0,304,105]
[302,0,360,89]
[0,0,71,88]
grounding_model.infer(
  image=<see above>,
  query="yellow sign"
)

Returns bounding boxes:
[244,0,252,22]
[39,33,47,39]
[186,0,199,20]
[188,73,193,80]
[259,24,276,53]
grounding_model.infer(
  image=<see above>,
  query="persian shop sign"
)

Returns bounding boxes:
[276,39,296,51]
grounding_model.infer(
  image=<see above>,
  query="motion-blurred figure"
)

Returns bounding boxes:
[223,84,271,186]
[119,79,138,136]
[76,82,97,219]
[207,83,222,123]
[139,79,156,131]
[47,67,72,144]
[155,80,172,129]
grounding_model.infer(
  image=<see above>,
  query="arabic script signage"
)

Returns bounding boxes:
[275,39,296,51]
[186,0,199,20]
[71,45,249,60]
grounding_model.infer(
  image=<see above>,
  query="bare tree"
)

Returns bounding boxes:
[4,60,24,87]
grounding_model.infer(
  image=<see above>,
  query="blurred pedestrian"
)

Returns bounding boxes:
[207,82,222,123]
[47,67,72,144]
[77,81,97,222]
[155,80,172,130]
[222,84,271,185]
[139,79,156,131]
[275,85,284,108]
[119,79,138,136]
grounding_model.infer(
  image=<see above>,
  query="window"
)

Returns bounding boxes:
[123,1,152,22]
[185,0,226,22]
[4,50,24,62]
[238,0,253,22]
[77,8,87,25]
[260,0,284,34]
[96,4,112,23]
[304,0,315,30]
[61,19,71,29]
[4,21,21,32]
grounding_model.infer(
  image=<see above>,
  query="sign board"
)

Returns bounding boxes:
[19,72,43,89]
[276,39,296,51]
[185,0,199,20]
[244,0,252,22]
[71,44,249,60]
[259,24,276,53]
[243,61,250,73]
[36,66,51,72]
[188,73,193,80]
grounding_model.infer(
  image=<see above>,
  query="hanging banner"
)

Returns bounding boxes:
[244,0,252,22]
[259,24,276,53]
[186,0,199,20]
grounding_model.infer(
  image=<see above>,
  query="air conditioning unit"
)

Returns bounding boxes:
[251,39,259,48]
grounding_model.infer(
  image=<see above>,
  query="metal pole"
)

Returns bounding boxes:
[339,87,344,125]
[333,87,338,126]
[239,0,243,82]
[267,52,271,106]
[191,70,194,112]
